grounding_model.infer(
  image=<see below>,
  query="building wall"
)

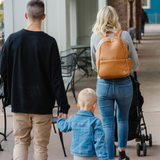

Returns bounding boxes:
[4,0,99,50]
[4,0,71,51]
[4,0,29,39]
[144,0,160,24]
[108,0,128,31]
[76,0,98,38]
[108,0,141,41]
[144,0,160,14]
[44,0,71,50]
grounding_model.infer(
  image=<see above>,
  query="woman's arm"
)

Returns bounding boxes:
[90,35,97,72]
[124,32,140,71]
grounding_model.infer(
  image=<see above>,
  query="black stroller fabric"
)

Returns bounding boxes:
[114,75,144,141]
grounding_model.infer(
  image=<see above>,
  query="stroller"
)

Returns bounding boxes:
[114,72,152,156]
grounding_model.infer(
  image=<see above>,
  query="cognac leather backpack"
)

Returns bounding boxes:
[96,29,132,79]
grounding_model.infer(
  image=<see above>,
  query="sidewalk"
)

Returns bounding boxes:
[1,24,160,160]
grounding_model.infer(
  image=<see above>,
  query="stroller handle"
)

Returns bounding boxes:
[134,72,137,81]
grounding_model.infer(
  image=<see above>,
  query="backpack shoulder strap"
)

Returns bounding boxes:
[100,34,106,39]
[115,29,123,37]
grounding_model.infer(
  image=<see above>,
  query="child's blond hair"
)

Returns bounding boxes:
[78,88,97,110]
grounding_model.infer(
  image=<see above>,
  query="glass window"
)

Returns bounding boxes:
[141,0,151,9]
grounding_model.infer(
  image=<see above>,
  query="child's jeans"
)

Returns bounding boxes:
[13,113,52,160]
[74,155,98,160]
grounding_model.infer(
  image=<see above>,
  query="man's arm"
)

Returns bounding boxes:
[50,40,70,115]
[126,32,140,71]
[94,119,109,160]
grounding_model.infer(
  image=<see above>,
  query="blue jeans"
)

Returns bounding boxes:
[96,76,133,159]
[142,24,145,34]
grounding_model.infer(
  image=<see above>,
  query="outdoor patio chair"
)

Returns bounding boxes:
[60,51,78,103]
[76,36,92,77]
[0,77,7,151]
[0,98,7,151]
[52,58,76,157]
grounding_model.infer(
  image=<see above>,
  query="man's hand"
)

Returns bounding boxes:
[58,113,68,120]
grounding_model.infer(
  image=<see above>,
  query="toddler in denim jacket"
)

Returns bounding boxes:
[57,88,109,160]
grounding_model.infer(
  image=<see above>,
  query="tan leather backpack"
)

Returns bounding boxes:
[96,29,132,79]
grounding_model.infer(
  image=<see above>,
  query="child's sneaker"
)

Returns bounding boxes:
[119,151,130,160]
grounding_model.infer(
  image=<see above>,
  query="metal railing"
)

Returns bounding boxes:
[148,13,160,24]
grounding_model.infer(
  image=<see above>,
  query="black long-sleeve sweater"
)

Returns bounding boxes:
[0,29,70,114]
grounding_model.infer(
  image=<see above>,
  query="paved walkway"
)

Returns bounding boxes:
[0,24,160,160]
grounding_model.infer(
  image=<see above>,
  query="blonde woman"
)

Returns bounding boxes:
[91,6,140,160]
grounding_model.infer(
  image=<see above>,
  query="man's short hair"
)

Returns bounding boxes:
[26,0,44,21]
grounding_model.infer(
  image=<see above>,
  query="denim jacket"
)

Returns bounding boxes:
[57,110,109,160]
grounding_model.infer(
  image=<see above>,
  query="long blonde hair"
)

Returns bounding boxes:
[92,6,121,35]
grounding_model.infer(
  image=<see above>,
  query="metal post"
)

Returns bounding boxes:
[129,1,133,27]
[155,12,157,24]
[2,99,7,141]
[0,144,4,151]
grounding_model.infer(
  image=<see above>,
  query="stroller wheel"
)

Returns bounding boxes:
[114,144,116,157]
[149,134,152,147]
[143,143,147,156]
[141,134,145,144]
[137,143,141,156]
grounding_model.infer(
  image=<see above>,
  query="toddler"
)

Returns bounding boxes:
[57,88,108,160]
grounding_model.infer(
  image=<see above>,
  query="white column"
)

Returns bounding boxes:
[4,0,29,40]
[4,0,14,40]
[98,0,107,11]
[45,0,70,51]
[70,0,77,45]
[58,0,70,51]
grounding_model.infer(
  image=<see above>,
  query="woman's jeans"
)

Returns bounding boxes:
[96,76,133,159]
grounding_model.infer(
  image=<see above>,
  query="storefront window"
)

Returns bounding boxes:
[141,0,151,9]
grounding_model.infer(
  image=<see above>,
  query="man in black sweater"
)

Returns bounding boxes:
[0,1,70,159]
